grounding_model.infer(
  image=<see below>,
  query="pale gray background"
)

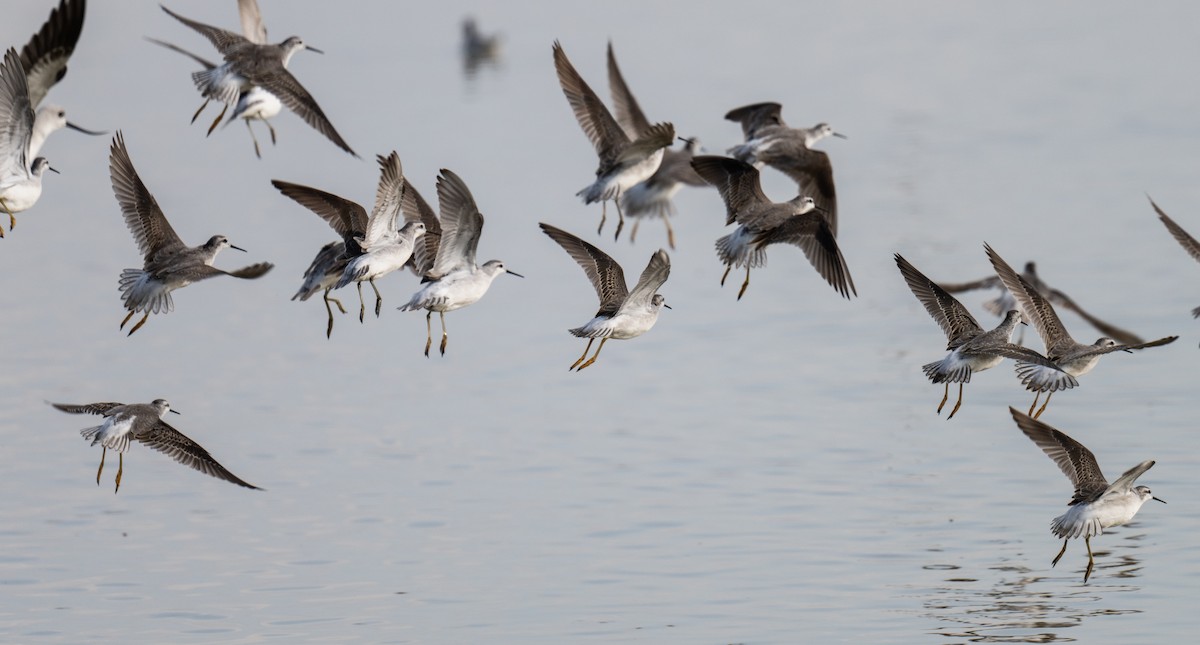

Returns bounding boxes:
[1,1,1198,643]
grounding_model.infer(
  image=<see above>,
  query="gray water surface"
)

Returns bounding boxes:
[2,1,1199,642]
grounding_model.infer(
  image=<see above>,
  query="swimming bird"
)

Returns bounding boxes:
[895,253,1077,419]
[540,222,670,371]
[1149,196,1200,319]
[272,153,406,335]
[50,399,261,493]
[691,155,855,300]
[160,2,356,156]
[0,48,58,238]
[552,40,674,241]
[18,0,106,160]
[937,260,1144,345]
[986,244,1177,418]
[398,169,523,357]
[605,41,706,249]
[1009,407,1163,583]
[146,36,282,158]
[109,131,273,335]
[724,102,843,236]
[320,153,422,321]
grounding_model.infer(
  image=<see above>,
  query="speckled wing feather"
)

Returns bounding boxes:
[762,216,856,299]
[139,420,262,490]
[767,147,838,236]
[48,401,123,416]
[271,180,367,252]
[1010,408,1108,505]
[895,254,983,346]
[553,41,630,168]
[160,5,249,55]
[690,155,771,225]
[1150,197,1200,263]
[605,41,651,138]
[623,249,670,311]
[986,244,1073,356]
[401,178,441,278]
[540,222,628,317]
[108,132,186,263]
[252,67,356,157]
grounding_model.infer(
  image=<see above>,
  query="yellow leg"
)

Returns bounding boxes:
[120,310,136,329]
[370,278,383,317]
[936,382,950,414]
[127,313,149,336]
[424,311,433,357]
[206,103,228,136]
[1033,392,1053,420]
[737,266,751,300]
[1083,536,1094,583]
[946,383,964,419]
[1051,538,1068,567]
[577,338,608,371]
[95,447,106,485]
[0,197,14,236]
[246,119,262,159]
[190,99,209,124]
[630,219,640,244]
[596,201,607,236]
[570,338,594,371]
[663,216,676,250]
[114,452,123,494]
[323,289,337,339]
[612,192,625,242]
[438,311,448,356]
[266,119,277,145]
[720,264,731,286]
[356,282,366,323]
[1028,391,1041,416]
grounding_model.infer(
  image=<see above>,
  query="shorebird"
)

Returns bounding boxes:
[1009,407,1163,583]
[0,48,58,238]
[895,254,1077,418]
[146,36,282,158]
[50,399,261,493]
[397,169,522,357]
[724,102,844,236]
[109,131,273,335]
[272,154,407,335]
[605,42,706,249]
[540,222,670,371]
[552,40,674,241]
[691,154,855,300]
[160,3,356,156]
[18,0,106,160]
[461,16,500,76]
[1149,196,1200,319]
[986,244,1177,418]
[938,260,1143,345]
[314,153,422,321]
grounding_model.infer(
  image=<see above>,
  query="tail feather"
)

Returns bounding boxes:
[715,228,765,269]
[118,269,174,314]
[576,180,619,205]
[334,261,368,290]
[922,357,972,384]
[191,67,240,104]
[1014,362,1079,392]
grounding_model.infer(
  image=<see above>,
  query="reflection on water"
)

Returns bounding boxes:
[921,531,1149,643]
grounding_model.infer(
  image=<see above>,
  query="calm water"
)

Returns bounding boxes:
[2,1,1199,642]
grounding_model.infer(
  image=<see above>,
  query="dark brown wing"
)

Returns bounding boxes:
[160,5,249,55]
[1009,407,1108,505]
[270,180,367,251]
[689,155,771,225]
[767,147,838,236]
[540,222,628,316]
[19,0,86,107]
[1047,288,1144,345]
[605,41,651,138]
[400,177,441,277]
[986,243,1073,354]
[1150,196,1200,263]
[894,254,983,345]
[724,102,784,140]
[138,420,262,490]
[49,401,123,416]
[109,132,186,261]
[553,40,630,168]
[760,215,856,299]
[252,67,357,157]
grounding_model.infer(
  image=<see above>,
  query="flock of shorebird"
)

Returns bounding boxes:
[4,0,1197,583]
